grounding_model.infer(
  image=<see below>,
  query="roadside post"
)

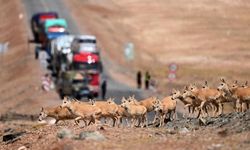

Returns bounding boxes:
[124,42,134,61]
[167,63,178,93]
[168,63,178,82]
[0,42,9,67]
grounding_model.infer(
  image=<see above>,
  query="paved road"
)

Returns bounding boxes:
[21,0,145,103]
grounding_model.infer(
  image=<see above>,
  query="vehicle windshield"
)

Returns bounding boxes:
[72,62,100,71]
[72,79,89,85]
[78,39,96,44]
[47,32,69,40]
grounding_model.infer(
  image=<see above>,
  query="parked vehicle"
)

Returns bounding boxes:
[30,12,58,42]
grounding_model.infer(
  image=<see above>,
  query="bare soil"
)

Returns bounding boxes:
[1,110,250,150]
[0,0,60,116]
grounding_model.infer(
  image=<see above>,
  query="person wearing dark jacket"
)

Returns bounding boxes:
[101,80,107,99]
[145,71,151,90]
[137,71,142,89]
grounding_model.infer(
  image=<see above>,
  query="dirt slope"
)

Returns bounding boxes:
[0,0,59,115]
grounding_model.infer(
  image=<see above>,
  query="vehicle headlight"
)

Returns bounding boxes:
[74,87,80,91]
[62,48,71,54]
[88,85,99,92]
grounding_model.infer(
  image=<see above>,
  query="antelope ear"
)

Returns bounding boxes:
[245,81,248,85]
[205,81,208,85]
[220,77,225,83]
[121,97,125,101]
[41,107,44,111]
[59,106,62,109]
[234,80,238,84]
[184,86,188,90]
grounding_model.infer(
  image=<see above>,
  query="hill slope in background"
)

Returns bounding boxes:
[65,0,250,93]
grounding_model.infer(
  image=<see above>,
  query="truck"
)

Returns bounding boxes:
[50,35,75,75]
[57,71,93,99]
[30,12,58,42]
[69,52,102,97]
[40,18,69,57]
[71,35,99,55]
[70,52,102,72]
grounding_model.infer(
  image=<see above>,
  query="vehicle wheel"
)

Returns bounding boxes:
[59,90,64,100]
[87,94,94,100]
[35,50,39,59]
[35,46,39,59]
[34,33,39,43]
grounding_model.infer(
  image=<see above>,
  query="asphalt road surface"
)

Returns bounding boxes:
[21,0,146,103]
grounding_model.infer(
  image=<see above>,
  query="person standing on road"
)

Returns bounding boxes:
[137,71,142,89]
[145,71,151,90]
[101,80,107,99]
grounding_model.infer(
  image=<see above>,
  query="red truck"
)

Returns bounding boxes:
[71,52,102,97]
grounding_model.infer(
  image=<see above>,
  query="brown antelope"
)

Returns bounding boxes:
[162,95,177,120]
[218,78,250,112]
[171,88,196,118]
[116,97,130,127]
[185,84,221,117]
[128,96,158,124]
[38,106,77,124]
[152,94,177,127]
[61,97,101,126]
[153,99,165,127]
[93,98,119,127]
[230,80,248,111]
[121,98,147,128]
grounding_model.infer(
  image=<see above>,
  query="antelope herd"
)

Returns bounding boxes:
[39,78,250,128]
